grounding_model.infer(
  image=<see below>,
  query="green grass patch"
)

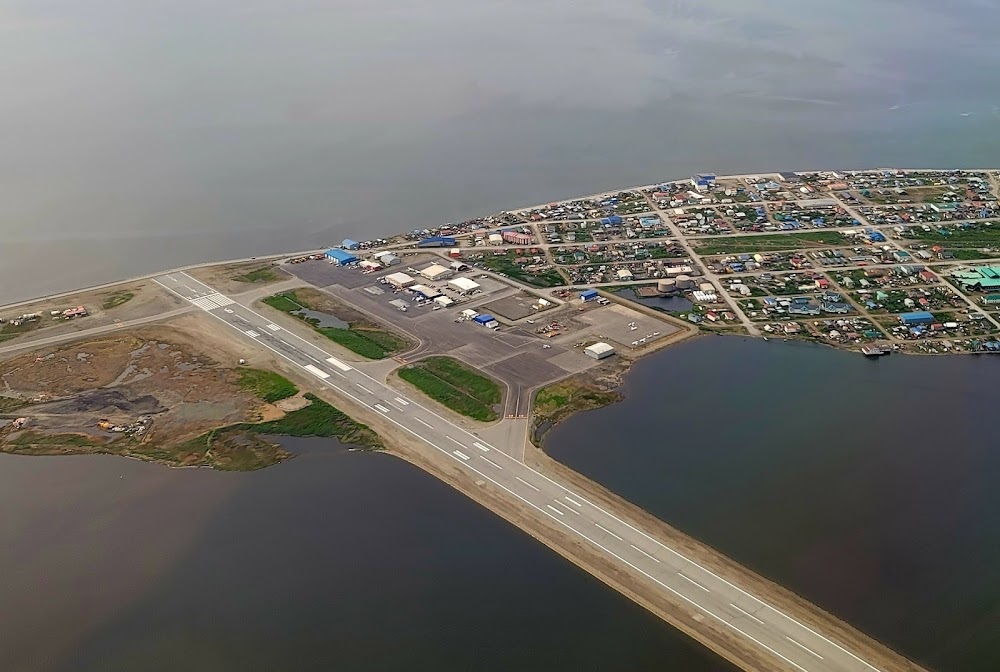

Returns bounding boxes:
[236,369,298,403]
[533,380,620,439]
[262,293,305,313]
[233,266,279,283]
[399,358,500,422]
[6,431,103,449]
[0,397,27,413]
[101,291,134,310]
[693,232,849,255]
[243,393,382,448]
[481,253,566,288]
[263,290,408,360]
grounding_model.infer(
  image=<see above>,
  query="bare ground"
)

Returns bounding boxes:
[187,260,292,296]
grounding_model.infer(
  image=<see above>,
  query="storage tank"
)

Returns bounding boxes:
[676,275,693,290]
[657,279,677,293]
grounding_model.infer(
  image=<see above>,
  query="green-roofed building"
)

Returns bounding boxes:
[982,294,1000,305]
[952,266,1000,291]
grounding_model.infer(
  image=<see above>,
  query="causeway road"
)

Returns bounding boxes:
[153,269,895,672]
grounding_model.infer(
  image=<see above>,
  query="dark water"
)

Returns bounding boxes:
[546,337,1000,672]
[0,440,736,672]
[3,0,1000,303]
[294,308,349,329]
[615,289,693,313]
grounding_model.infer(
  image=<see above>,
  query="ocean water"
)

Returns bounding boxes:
[546,336,1000,672]
[0,440,737,672]
[2,0,1000,302]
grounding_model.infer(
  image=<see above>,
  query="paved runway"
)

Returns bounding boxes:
[153,270,883,672]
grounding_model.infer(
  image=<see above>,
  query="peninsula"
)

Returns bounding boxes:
[4,167,987,672]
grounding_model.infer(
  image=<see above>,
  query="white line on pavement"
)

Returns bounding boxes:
[730,603,766,625]
[325,356,352,371]
[373,404,390,413]
[630,544,661,563]
[357,384,373,394]
[452,450,470,461]
[480,456,503,470]
[415,417,433,428]
[594,523,623,541]
[564,496,583,508]
[515,476,540,492]
[393,397,409,406]
[677,573,711,593]
[446,436,466,447]
[303,364,330,379]
[787,637,825,660]
[473,442,490,452]
[546,504,564,516]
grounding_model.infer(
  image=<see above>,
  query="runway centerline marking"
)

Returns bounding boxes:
[415,417,433,428]
[480,456,503,470]
[446,436,466,448]
[515,476,540,492]
[357,384,373,394]
[594,523,623,541]
[787,637,824,660]
[564,496,583,508]
[678,573,711,593]
[631,544,661,563]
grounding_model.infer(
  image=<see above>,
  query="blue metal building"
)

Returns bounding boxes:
[580,289,599,301]
[900,311,934,326]
[342,238,360,250]
[325,249,358,266]
[418,236,457,248]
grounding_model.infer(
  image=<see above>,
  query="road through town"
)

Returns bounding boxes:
[152,269,890,672]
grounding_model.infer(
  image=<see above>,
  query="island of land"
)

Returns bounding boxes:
[4,168,985,672]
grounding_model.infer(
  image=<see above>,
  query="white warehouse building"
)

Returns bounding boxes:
[420,264,454,281]
[584,342,616,360]
[385,272,415,288]
[448,277,480,294]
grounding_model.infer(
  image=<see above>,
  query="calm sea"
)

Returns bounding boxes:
[0,440,736,671]
[2,0,1000,303]
[546,337,1000,672]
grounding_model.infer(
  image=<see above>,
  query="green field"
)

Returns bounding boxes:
[237,369,298,403]
[693,231,849,255]
[480,253,565,288]
[101,291,134,310]
[233,266,279,283]
[903,222,1000,250]
[532,379,620,438]
[399,357,500,422]
[263,290,408,360]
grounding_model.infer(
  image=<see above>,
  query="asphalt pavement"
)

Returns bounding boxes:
[152,269,885,672]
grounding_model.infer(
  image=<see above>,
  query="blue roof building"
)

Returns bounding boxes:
[342,238,360,250]
[900,311,934,326]
[580,289,599,301]
[418,236,457,248]
[473,314,496,325]
[600,216,623,226]
[325,249,358,265]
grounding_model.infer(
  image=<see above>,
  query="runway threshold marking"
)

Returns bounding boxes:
[630,545,661,563]
[373,404,390,413]
[393,397,410,406]
[303,364,330,379]
[730,603,765,625]
[245,330,260,338]
[515,476,540,492]
[266,323,281,331]
[677,573,711,593]
[786,637,825,660]
[452,450,470,461]
[594,523,623,541]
